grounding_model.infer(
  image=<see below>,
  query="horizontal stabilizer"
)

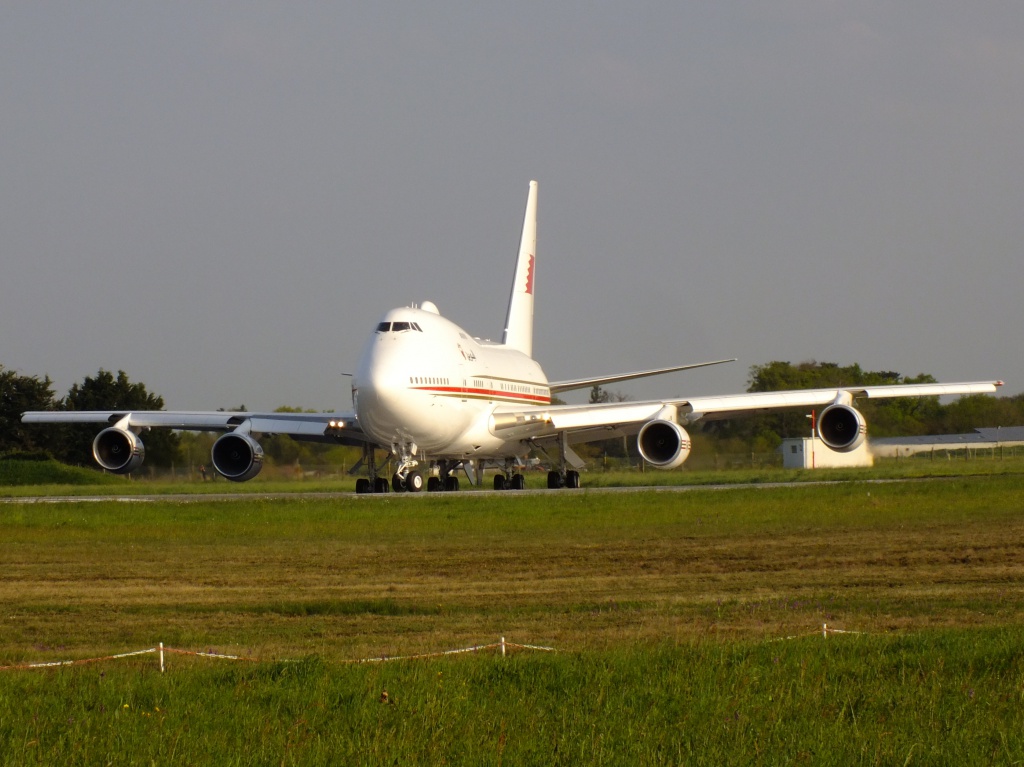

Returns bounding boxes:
[549,358,736,394]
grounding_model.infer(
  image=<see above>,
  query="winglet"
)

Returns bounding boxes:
[502,180,538,357]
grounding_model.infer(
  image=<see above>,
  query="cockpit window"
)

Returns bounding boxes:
[376,321,423,333]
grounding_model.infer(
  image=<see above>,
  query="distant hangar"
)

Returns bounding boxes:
[781,426,1024,468]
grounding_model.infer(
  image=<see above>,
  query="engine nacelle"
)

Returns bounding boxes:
[637,419,692,470]
[817,404,867,452]
[211,432,264,482]
[93,427,145,474]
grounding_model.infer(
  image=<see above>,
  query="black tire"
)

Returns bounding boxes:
[407,471,424,492]
[511,473,526,490]
[565,470,580,489]
[374,477,390,493]
[494,474,508,491]
[547,470,563,489]
[444,476,460,492]
[356,478,371,494]
[427,476,441,492]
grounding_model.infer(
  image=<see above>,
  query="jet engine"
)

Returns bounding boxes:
[637,419,692,469]
[817,404,867,452]
[92,427,146,474]
[211,432,264,481]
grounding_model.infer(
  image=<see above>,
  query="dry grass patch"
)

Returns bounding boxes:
[2,476,1023,660]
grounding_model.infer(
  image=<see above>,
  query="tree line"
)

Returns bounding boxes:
[3,361,1022,471]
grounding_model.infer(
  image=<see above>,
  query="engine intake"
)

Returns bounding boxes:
[93,427,145,474]
[211,433,264,482]
[817,404,867,452]
[637,419,692,469]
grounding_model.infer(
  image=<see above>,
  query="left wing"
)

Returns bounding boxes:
[494,379,1004,468]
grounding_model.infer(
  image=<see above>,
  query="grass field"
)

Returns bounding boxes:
[2,473,1024,763]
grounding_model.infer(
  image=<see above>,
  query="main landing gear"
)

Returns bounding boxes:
[541,431,582,489]
[547,469,580,489]
[355,445,405,494]
[356,448,464,494]
[492,458,526,491]
[493,472,526,490]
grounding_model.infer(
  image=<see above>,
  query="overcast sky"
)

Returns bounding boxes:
[2,3,1020,411]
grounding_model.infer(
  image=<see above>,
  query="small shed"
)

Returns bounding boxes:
[780,437,873,469]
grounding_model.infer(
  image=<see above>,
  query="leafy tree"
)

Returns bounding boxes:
[60,369,180,468]
[939,393,1024,434]
[0,366,58,455]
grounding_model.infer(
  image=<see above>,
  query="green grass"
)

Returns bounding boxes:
[3,476,1024,763]
[3,632,1023,765]
[0,458,123,488]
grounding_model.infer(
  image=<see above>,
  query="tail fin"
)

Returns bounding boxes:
[502,180,538,357]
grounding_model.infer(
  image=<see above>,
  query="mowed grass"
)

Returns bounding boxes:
[2,477,1024,763]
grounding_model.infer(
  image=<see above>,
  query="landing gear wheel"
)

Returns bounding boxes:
[444,476,460,492]
[494,474,509,491]
[391,473,406,493]
[510,473,526,490]
[374,477,390,493]
[427,476,441,492]
[565,470,580,489]
[547,470,563,489]
[356,478,371,494]
[407,471,424,492]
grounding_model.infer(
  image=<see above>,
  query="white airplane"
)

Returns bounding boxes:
[23,181,1003,492]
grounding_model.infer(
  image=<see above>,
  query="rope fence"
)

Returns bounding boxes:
[770,622,868,642]
[2,626,865,673]
[0,636,555,673]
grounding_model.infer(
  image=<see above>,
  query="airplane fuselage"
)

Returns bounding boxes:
[352,302,552,459]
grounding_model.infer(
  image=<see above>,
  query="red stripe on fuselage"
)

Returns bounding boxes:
[411,386,550,405]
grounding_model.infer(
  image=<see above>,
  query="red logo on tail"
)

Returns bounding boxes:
[524,254,535,295]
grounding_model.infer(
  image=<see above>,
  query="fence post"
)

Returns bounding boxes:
[501,636,506,657]
[160,642,165,673]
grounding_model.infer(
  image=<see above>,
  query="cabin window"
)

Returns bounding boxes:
[376,322,390,332]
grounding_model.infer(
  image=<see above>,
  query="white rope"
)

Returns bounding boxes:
[1,638,556,672]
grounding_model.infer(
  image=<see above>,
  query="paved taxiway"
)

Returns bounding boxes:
[1,477,931,504]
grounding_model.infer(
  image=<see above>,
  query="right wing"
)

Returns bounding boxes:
[21,408,374,480]
[21,409,371,445]
[490,380,1004,461]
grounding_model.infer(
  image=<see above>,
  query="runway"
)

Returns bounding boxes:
[0,476,929,504]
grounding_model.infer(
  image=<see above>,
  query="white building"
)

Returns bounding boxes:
[871,426,1024,458]
[780,438,873,469]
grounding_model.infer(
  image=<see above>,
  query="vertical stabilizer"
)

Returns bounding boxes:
[502,180,538,357]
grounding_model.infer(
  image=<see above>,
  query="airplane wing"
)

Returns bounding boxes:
[492,380,1005,458]
[21,409,370,446]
